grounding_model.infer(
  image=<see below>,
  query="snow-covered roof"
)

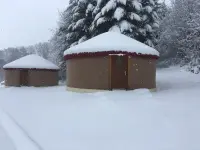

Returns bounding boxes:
[3,54,59,70]
[64,32,159,57]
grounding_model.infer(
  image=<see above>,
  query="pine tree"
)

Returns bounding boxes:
[156,0,200,71]
[49,0,76,80]
[140,0,160,47]
[177,0,200,73]
[50,0,96,80]
[90,0,143,40]
[66,0,96,47]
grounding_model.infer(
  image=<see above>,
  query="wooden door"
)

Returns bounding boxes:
[20,70,29,86]
[110,55,128,90]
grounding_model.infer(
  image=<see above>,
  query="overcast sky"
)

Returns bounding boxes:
[0,0,171,50]
[0,0,69,49]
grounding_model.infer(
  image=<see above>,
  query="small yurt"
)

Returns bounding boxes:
[3,54,59,87]
[64,32,159,91]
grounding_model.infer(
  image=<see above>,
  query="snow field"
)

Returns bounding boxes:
[0,109,42,150]
[0,111,15,150]
[0,67,200,150]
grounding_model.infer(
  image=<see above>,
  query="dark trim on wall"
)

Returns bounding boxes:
[64,51,159,60]
[4,68,59,72]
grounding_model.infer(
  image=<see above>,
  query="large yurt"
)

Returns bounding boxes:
[3,54,59,87]
[64,32,159,91]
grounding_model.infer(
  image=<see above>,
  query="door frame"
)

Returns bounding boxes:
[19,70,29,86]
[109,55,129,90]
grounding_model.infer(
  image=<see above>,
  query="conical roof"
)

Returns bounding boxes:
[3,54,59,70]
[64,32,159,57]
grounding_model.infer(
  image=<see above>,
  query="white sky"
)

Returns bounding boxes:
[0,0,69,49]
[0,0,171,49]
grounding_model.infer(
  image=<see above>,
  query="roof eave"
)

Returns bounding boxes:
[64,51,159,60]
[3,68,59,71]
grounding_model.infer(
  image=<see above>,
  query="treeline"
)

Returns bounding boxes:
[0,42,57,66]
[50,0,167,79]
[2,0,200,79]
[156,0,200,73]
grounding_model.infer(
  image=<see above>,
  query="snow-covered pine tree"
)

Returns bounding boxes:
[49,29,67,80]
[90,0,143,40]
[49,0,76,80]
[140,0,160,47]
[155,0,187,67]
[156,0,200,71]
[66,0,96,47]
[50,0,96,80]
[177,0,200,73]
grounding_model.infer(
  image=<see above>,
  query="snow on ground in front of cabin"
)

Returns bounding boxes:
[0,118,15,150]
[0,67,200,150]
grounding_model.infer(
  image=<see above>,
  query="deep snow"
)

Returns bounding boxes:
[0,67,200,150]
[0,121,15,150]
[0,109,41,150]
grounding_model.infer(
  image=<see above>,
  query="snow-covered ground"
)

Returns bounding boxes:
[0,67,200,150]
[0,123,15,150]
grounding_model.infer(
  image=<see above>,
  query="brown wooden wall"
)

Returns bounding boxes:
[28,70,58,87]
[128,57,156,89]
[66,56,156,90]
[5,70,20,86]
[4,69,58,87]
[67,57,109,89]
